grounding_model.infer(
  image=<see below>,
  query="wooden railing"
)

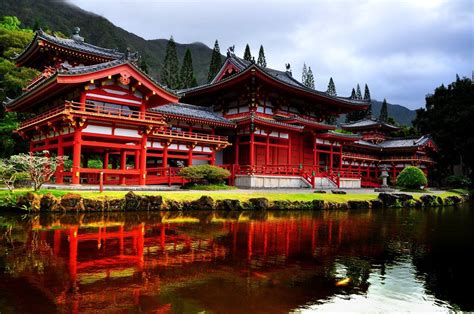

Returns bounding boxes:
[19,101,165,129]
[381,155,434,163]
[152,129,229,143]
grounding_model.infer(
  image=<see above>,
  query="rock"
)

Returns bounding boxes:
[40,193,60,211]
[348,200,370,209]
[378,193,400,207]
[141,195,163,211]
[106,198,124,211]
[331,190,347,194]
[166,200,182,211]
[189,196,214,210]
[370,199,384,209]
[312,199,325,210]
[124,191,142,211]
[215,199,242,211]
[393,193,414,202]
[17,192,41,211]
[60,193,83,211]
[314,190,327,194]
[446,195,462,205]
[83,198,105,211]
[248,198,269,210]
[420,194,438,207]
[272,200,292,210]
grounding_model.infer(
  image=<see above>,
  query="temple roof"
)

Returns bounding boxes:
[352,135,434,150]
[150,103,235,127]
[14,28,133,68]
[341,117,400,131]
[274,114,336,130]
[181,54,369,108]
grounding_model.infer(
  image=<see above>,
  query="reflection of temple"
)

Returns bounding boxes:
[4,211,398,313]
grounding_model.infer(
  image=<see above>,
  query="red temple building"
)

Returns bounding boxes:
[5,29,436,188]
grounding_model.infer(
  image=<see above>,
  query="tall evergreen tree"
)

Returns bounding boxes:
[327,77,337,96]
[355,83,362,99]
[301,63,308,85]
[179,48,197,89]
[305,67,315,89]
[139,58,149,74]
[350,88,356,99]
[243,44,252,61]
[207,40,222,82]
[162,36,180,89]
[363,84,372,118]
[257,45,267,67]
[363,84,371,100]
[379,98,389,122]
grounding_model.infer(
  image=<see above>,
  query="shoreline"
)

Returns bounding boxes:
[0,189,468,212]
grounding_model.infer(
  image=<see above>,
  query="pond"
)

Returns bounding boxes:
[0,205,473,313]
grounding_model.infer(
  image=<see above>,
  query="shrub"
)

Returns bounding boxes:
[445,175,471,188]
[396,166,428,190]
[87,159,103,169]
[63,159,72,171]
[178,165,231,185]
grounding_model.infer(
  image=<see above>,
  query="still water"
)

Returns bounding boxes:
[0,205,473,313]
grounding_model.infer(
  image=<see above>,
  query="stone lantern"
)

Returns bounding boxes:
[375,164,395,192]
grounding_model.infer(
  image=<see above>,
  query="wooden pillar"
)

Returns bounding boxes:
[329,142,334,173]
[265,130,270,165]
[139,134,147,185]
[313,134,317,169]
[71,128,82,185]
[392,163,397,183]
[120,150,126,185]
[135,151,140,170]
[249,130,255,166]
[287,134,292,165]
[56,135,64,184]
[162,142,169,167]
[339,144,343,171]
[79,91,87,110]
[235,135,240,165]
[104,151,109,169]
[210,128,216,165]
[188,126,193,166]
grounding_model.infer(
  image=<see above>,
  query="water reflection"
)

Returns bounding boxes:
[0,206,472,313]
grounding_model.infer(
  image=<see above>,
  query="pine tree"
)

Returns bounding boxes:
[301,63,308,85]
[379,98,389,122]
[243,44,252,61]
[162,36,180,89]
[356,84,362,100]
[257,45,267,67]
[179,48,197,89]
[350,88,356,99]
[139,58,149,74]
[305,67,315,89]
[363,84,371,100]
[327,77,337,96]
[207,40,222,82]
[364,84,372,118]
[325,116,337,125]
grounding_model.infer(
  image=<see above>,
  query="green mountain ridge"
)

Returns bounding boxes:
[1,0,417,125]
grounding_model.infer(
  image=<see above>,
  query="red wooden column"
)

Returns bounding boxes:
[235,135,240,165]
[71,127,82,185]
[265,130,270,165]
[249,129,255,166]
[120,150,127,185]
[162,142,169,167]
[188,126,193,166]
[56,135,64,184]
[329,142,334,173]
[313,134,317,170]
[79,91,87,110]
[139,134,147,185]
[392,163,397,182]
[287,134,292,165]
[210,128,216,165]
[339,144,343,171]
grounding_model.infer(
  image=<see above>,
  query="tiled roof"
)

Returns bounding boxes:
[15,29,125,61]
[230,114,305,131]
[341,117,400,130]
[352,135,433,150]
[275,114,336,129]
[150,103,234,126]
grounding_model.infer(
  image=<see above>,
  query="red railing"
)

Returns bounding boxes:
[151,129,229,143]
[381,155,434,163]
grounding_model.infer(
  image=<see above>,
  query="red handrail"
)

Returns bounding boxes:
[152,129,228,143]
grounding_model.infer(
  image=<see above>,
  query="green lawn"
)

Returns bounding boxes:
[0,188,465,204]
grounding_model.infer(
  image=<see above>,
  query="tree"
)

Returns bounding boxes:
[305,67,315,89]
[301,63,308,85]
[179,48,197,89]
[350,88,356,99]
[413,75,474,183]
[161,36,180,89]
[207,40,222,82]
[0,159,26,192]
[327,77,337,96]
[355,84,362,100]
[139,57,149,74]
[178,164,230,185]
[325,116,337,125]
[10,151,67,191]
[257,45,267,67]
[379,98,388,122]
[363,84,371,100]
[396,166,428,189]
[243,44,252,61]
[363,84,372,118]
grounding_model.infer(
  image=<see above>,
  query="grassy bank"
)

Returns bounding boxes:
[0,188,466,204]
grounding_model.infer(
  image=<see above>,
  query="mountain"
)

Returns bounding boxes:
[370,99,417,126]
[0,0,215,84]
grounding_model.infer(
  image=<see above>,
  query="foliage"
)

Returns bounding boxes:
[63,159,72,171]
[179,48,197,88]
[301,63,307,85]
[9,151,67,191]
[355,84,362,100]
[445,175,471,188]
[257,45,266,67]
[87,159,103,169]
[413,76,474,183]
[334,129,354,134]
[379,98,388,122]
[305,67,315,89]
[396,166,428,189]
[178,164,230,185]
[327,77,337,96]
[0,159,18,191]
[161,35,180,89]
[182,182,236,191]
[207,39,222,82]
[243,44,252,61]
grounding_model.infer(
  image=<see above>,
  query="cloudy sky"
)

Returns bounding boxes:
[68,0,472,109]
